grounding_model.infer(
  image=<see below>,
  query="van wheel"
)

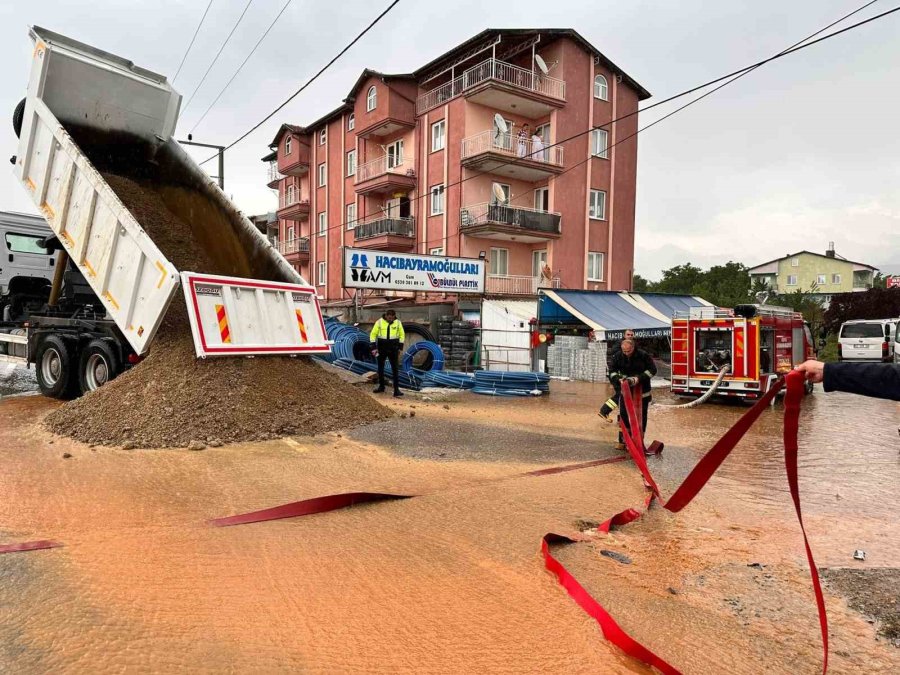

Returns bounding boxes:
[79,339,120,394]
[35,335,78,399]
[13,98,25,138]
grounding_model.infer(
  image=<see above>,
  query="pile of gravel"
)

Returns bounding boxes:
[44,171,389,448]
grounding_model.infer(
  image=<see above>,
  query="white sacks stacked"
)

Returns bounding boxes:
[547,336,608,382]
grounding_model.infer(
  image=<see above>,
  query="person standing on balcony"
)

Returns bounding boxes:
[517,124,530,158]
[531,129,545,162]
[370,309,405,397]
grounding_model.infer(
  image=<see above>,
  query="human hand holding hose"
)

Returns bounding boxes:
[795,360,824,383]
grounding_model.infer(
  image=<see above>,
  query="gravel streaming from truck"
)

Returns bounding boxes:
[44,160,389,448]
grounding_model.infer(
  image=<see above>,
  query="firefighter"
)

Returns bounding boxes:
[795,360,900,401]
[599,329,635,422]
[608,338,657,452]
[370,309,405,397]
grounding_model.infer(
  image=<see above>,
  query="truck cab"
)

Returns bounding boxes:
[0,211,58,322]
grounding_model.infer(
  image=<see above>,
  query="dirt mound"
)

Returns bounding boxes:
[45,173,389,448]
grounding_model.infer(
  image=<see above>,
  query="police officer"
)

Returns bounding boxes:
[608,338,657,452]
[370,309,405,397]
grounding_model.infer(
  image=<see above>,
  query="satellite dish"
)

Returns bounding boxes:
[534,54,549,75]
[492,183,508,204]
[493,113,508,134]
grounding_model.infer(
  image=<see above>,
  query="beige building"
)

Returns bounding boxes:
[748,244,877,304]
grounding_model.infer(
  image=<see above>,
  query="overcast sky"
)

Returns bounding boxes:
[1,0,898,278]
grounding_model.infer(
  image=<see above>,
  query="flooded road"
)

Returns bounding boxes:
[0,377,897,673]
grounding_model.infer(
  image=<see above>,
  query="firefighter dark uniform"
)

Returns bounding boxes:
[824,362,900,401]
[608,347,657,448]
[370,313,405,397]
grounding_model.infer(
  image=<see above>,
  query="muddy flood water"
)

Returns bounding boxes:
[1,369,898,673]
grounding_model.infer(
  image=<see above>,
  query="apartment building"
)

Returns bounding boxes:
[264,28,650,309]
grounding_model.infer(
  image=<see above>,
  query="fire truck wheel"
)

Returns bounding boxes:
[35,334,78,399]
[78,339,121,394]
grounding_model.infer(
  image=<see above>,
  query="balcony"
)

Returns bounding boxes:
[276,191,310,220]
[353,214,416,251]
[417,58,566,117]
[461,130,564,181]
[460,203,561,243]
[486,274,561,296]
[277,237,310,260]
[267,161,283,189]
[354,155,416,195]
[277,141,310,176]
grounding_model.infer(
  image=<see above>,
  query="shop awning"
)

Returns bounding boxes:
[539,290,711,340]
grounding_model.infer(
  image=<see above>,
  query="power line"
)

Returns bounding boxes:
[173,0,216,83]
[197,0,402,164]
[284,2,899,249]
[189,0,294,134]
[180,0,256,117]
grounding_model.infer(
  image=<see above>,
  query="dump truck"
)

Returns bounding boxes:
[0,26,329,398]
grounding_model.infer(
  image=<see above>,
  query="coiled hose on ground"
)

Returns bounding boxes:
[653,365,729,409]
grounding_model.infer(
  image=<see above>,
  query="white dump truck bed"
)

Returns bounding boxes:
[13,26,329,357]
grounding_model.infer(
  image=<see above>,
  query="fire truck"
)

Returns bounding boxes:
[671,304,816,400]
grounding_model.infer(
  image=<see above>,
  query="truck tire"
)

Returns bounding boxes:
[13,98,25,138]
[35,335,78,399]
[78,339,121,394]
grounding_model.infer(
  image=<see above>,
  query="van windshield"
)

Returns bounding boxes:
[841,323,884,339]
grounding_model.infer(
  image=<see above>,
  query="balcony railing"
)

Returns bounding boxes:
[267,161,283,185]
[486,274,561,296]
[355,215,415,241]
[460,203,561,235]
[279,190,308,209]
[417,58,566,114]
[277,237,310,255]
[355,154,414,183]
[461,129,564,167]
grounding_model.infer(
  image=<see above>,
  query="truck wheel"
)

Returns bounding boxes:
[35,335,77,399]
[79,339,120,393]
[13,98,25,138]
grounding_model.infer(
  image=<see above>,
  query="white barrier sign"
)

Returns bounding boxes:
[342,248,485,294]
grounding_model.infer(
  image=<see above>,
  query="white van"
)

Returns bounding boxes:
[838,319,897,363]
[894,319,900,363]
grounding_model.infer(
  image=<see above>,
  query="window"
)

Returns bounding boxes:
[587,252,605,281]
[832,273,842,284]
[431,120,445,151]
[489,247,509,276]
[318,162,326,187]
[534,187,549,212]
[791,257,799,267]
[346,203,357,230]
[319,129,327,145]
[317,261,326,286]
[286,225,295,241]
[346,149,356,176]
[318,212,327,235]
[840,322,886,339]
[816,274,826,285]
[284,136,292,155]
[589,189,607,220]
[594,74,609,101]
[347,113,355,131]
[430,247,444,256]
[366,85,377,111]
[532,250,548,277]
[591,128,608,158]
[5,232,49,255]
[430,184,444,215]
[286,183,296,205]
[386,139,404,168]
[787,275,798,286]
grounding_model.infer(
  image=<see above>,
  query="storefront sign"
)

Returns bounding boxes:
[342,248,486,294]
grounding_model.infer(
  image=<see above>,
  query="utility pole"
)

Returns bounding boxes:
[179,135,225,189]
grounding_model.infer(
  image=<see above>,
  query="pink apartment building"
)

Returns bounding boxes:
[263,28,650,312]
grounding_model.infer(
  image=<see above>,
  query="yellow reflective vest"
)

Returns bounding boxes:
[370,317,405,342]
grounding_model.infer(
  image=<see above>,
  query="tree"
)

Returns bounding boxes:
[637,261,753,307]
[768,286,827,337]
[823,287,900,333]
[631,273,651,292]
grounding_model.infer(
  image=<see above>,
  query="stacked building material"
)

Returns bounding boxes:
[547,337,608,382]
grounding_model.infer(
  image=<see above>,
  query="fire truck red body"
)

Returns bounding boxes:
[671,304,816,400]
